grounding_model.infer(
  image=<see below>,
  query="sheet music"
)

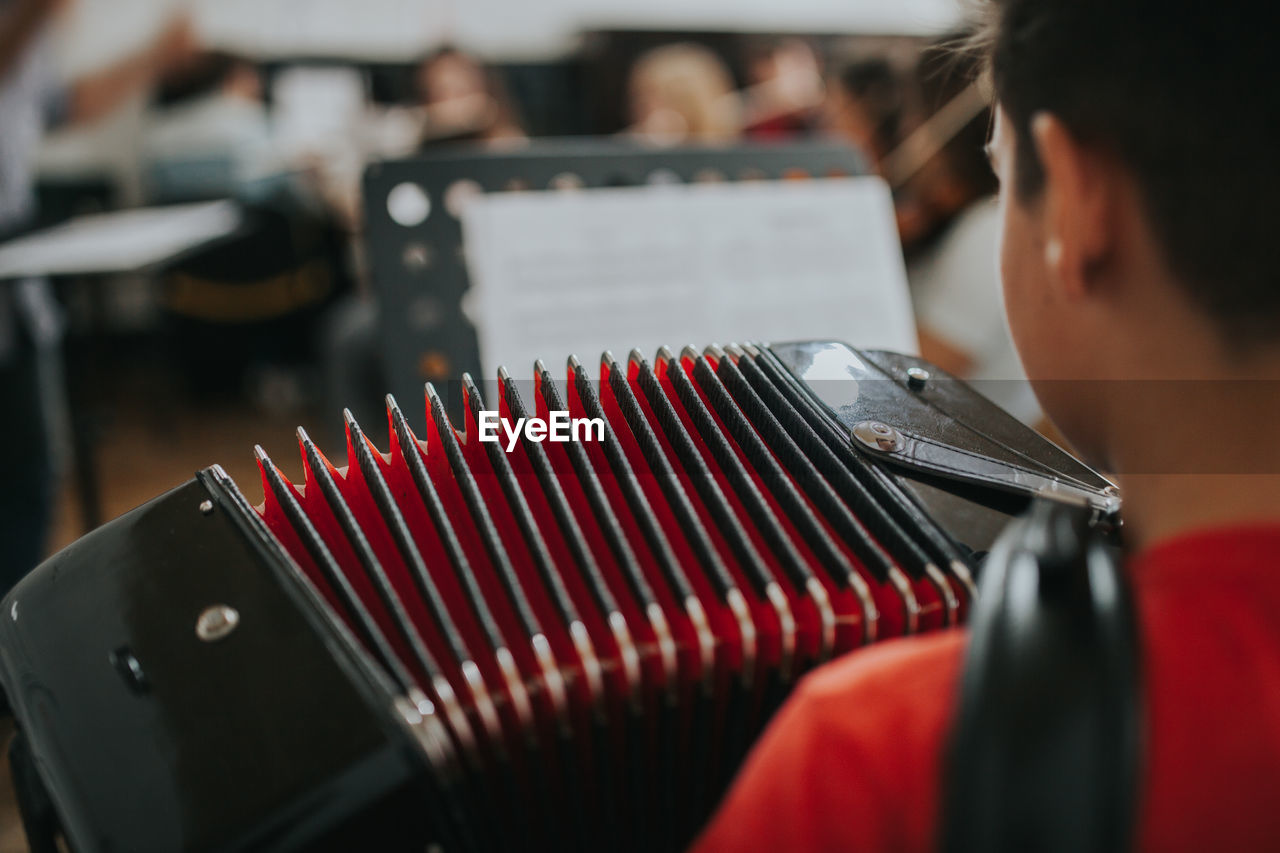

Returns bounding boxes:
[461,177,919,377]
[0,201,242,280]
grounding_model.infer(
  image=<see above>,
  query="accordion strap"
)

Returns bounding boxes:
[941,501,1142,852]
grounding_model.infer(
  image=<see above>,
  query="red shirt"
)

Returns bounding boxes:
[694,524,1280,852]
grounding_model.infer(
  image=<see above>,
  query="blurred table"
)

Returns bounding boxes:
[0,201,242,280]
[0,200,243,531]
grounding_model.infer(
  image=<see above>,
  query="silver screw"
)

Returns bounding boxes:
[851,420,905,453]
[199,500,214,516]
[907,367,930,390]
[196,605,240,642]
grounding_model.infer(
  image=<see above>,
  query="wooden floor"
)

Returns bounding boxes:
[0,379,325,850]
[0,719,19,853]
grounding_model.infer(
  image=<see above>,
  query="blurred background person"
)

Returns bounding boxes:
[893,33,1040,424]
[626,42,741,145]
[416,45,526,147]
[822,56,905,175]
[312,44,533,436]
[892,39,993,253]
[0,0,196,594]
[142,50,274,202]
[740,37,825,139]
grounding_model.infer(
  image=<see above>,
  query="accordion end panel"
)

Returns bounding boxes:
[0,340,1118,852]
[0,475,438,853]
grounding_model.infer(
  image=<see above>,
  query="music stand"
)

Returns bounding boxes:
[361,139,866,424]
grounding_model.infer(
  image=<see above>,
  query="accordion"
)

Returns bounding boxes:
[0,341,1116,852]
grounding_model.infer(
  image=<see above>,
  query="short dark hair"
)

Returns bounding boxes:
[979,0,1280,344]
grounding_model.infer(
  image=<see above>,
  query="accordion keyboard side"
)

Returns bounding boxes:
[768,340,1117,555]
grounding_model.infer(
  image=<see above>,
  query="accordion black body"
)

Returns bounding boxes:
[0,341,1117,852]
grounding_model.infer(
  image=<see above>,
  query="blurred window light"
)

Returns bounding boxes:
[60,0,963,66]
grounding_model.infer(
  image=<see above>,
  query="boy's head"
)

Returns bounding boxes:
[978,0,1280,466]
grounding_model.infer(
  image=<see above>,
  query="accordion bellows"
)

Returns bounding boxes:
[0,341,1115,853]
[251,343,972,851]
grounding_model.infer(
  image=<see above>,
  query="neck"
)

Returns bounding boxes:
[1118,474,1280,553]
[1105,333,1280,552]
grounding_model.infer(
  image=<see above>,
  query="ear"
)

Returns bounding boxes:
[1030,112,1117,299]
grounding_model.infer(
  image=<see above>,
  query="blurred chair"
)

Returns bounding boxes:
[157,182,352,407]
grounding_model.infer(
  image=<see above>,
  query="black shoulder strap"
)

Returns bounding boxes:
[941,501,1142,853]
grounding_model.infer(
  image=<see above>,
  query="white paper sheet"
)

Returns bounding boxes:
[0,201,242,280]
[461,177,918,377]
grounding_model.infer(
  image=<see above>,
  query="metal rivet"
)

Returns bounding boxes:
[110,646,150,694]
[196,605,240,642]
[402,242,433,272]
[387,182,431,227]
[907,367,930,390]
[550,171,586,191]
[408,298,444,330]
[199,500,214,516]
[852,420,904,453]
[444,178,483,218]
